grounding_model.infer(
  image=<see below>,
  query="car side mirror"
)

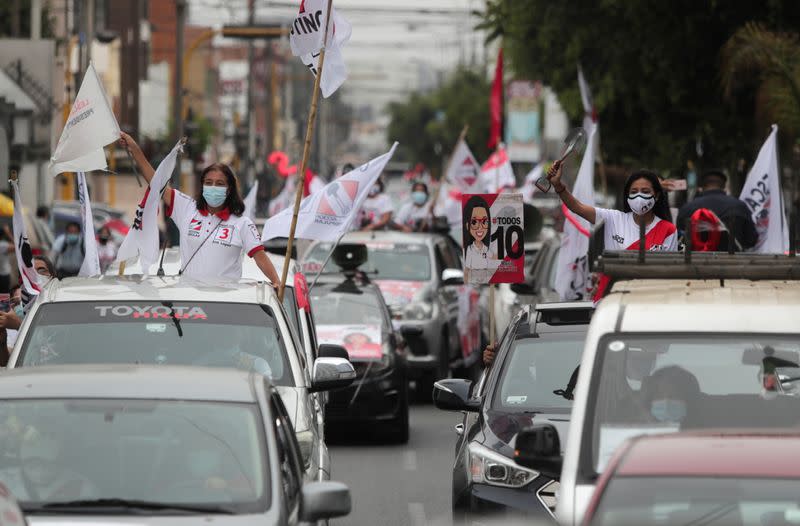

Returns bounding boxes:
[441,268,464,286]
[318,343,349,360]
[299,481,352,521]
[509,282,537,295]
[514,424,563,479]
[433,378,480,412]
[310,357,356,392]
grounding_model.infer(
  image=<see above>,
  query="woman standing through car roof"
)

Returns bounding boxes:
[119,132,280,284]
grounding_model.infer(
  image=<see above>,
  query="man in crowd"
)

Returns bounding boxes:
[51,222,84,278]
[677,170,757,250]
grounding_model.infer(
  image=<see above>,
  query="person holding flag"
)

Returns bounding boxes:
[119,132,280,284]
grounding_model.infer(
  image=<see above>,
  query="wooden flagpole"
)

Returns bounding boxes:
[278,0,334,302]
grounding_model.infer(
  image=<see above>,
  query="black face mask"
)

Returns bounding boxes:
[99,236,109,244]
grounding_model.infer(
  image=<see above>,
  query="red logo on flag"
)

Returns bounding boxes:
[317,180,358,216]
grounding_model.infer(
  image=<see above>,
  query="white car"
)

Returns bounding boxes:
[8,276,353,486]
[513,254,800,525]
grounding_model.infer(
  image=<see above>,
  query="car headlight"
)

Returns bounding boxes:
[468,442,539,488]
[402,301,434,320]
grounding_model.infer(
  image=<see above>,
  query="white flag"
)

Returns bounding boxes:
[480,147,516,193]
[263,143,398,241]
[290,0,352,57]
[115,140,182,272]
[244,180,259,220]
[739,124,788,253]
[77,172,100,277]
[578,64,598,137]
[50,63,120,176]
[555,127,597,301]
[445,139,483,192]
[10,179,41,301]
[302,40,348,98]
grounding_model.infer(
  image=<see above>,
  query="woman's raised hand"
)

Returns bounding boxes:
[118,131,139,154]
[547,160,565,191]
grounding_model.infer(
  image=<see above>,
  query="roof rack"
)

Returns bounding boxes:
[588,219,800,281]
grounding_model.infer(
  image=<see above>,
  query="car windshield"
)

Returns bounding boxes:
[589,335,800,473]
[591,477,800,526]
[492,332,585,413]
[306,242,432,281]
[19,302,293,386]
[0,398,268,513]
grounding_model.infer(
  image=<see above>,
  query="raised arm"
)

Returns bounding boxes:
[118,132,174,208]
[547,160,597,224]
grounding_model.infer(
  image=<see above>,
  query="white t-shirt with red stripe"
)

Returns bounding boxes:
[595,208,678,251]
[168,189,264,281]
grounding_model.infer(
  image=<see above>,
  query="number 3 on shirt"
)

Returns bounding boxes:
[216,227,231,241]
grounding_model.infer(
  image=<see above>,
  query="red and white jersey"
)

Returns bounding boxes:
[168,189,264,281]
[595,208,677,251]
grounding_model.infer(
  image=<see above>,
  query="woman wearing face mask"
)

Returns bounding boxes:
[358,178,394,231]
[547,163,677,297]
[51,221,84,278]
[119,132,280,284]
[395,182,431,232]
[96,226,118,273]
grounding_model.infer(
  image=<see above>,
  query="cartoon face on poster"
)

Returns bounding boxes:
[461,193,524,284]
[316,324,383,361]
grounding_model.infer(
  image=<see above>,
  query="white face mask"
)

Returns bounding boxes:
[627,192,656,216]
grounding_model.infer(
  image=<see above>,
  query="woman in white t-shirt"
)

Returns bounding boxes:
[394,182,432,232]
[358,179,394,231]
[119,132,280,284]
[463,195,499,284]
[547,163,677,295]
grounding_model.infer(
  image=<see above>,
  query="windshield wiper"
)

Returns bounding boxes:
[34,498,235,515]
[162,301,183,338]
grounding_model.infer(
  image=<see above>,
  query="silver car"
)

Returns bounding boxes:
[0,365,353,524]
[304,231,482,399]
[8,276,352,485]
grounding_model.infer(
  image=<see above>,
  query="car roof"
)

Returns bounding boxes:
[339,231,440,246]
[311,274,382,293]
[616,431,800,478]
[0,364,260,403]
[39,275,276,304]
[519,302,594,335]
[602,279,800,333]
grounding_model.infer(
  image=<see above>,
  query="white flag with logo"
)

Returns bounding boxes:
[263,143,398,241]
[290,0,352,57]
[739,124,788,253]
[446,139,483,192]
[243,180,259,220]
[294,0,351,98]
[77,172,101,277]
[555,127,597,300]
[480,147,516,193]
[115,140,182,272]
[50,63,120,176]
[10,179,41,302]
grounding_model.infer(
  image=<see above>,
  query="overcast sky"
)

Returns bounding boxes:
[189,0,489,110]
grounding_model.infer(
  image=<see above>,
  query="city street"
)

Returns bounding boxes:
[330,402,460,526]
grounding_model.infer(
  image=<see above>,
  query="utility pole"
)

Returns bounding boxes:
[245,0,256,188]
[173,0,187,182]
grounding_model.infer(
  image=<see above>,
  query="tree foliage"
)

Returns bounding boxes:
[479,0,800,174]
[721,23,800,139]
[387,68,491,176]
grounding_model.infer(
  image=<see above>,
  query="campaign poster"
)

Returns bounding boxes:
[461,193,524,284]
[316,324,383,361]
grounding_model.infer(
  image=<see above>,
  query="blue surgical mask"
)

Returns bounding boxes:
[411,191,428,206]
[65,233,80,244]
[203,186,228,207]
[650,399,686,422]
[13,304,24,319]
[369,185,381,197]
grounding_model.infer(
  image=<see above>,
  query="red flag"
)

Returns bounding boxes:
[488,48,504,150]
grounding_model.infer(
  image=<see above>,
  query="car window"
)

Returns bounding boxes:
[306,242,432,281]
[271,392,303,512]
[0,398,269,512]
[281,288,304,350]
[19,302,294,386]
[492,332,584,412]
[589,335,800,474]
